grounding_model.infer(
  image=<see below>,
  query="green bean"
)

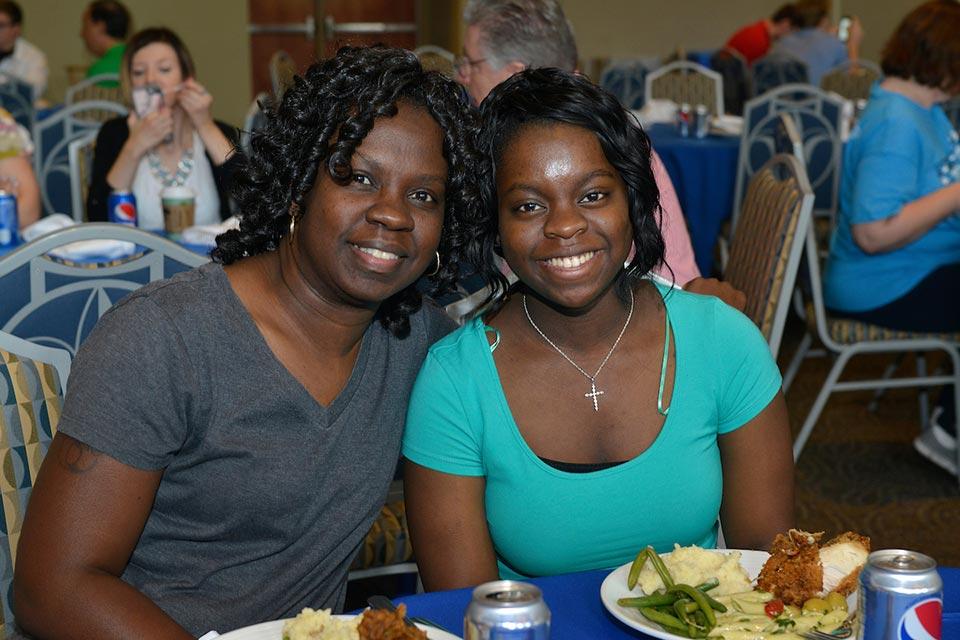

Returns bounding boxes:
[668,584,717,628]
[697,589,728,613]
[617,593,679,609]
[639,607,691,636]
[695,578,719,592]
[645,546,675,589]
[626,548,649,591]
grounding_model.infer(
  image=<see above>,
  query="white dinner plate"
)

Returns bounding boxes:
[600,549,857,640]
[216,615,461,640]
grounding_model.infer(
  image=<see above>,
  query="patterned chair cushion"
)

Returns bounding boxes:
[0,348,62,638]
[827,318,960,345]
[349,498,413,571]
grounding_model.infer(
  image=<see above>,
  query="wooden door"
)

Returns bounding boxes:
[248,0,417,99]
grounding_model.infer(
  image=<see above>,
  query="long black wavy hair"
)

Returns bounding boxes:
[213,45,483,337]
[470,68,666,302]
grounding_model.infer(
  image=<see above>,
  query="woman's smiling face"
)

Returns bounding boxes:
[496,122,633,310]
[292,101,448,308]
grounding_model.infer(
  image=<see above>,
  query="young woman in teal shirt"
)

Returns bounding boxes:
[402,69,795,589]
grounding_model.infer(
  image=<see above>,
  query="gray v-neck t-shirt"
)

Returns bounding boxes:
[57,262,454,636]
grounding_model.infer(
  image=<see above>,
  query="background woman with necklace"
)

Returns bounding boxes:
[86,27,238,228]
[402,69,795,590]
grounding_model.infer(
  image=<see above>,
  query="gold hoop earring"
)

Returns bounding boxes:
[427,251,440,277]
[287,205,300,245]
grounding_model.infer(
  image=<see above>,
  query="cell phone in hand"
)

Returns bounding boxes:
[132,84,164,118]
[838,16,852,43]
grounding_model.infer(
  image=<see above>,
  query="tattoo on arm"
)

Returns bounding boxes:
[58,437,103,474]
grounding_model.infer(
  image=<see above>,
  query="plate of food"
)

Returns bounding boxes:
[216,605,461,640]
[599,529,870,640]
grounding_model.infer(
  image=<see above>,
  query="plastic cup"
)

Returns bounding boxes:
[161,186,195,235]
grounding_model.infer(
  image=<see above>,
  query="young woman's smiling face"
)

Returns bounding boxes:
[496,122,633,310]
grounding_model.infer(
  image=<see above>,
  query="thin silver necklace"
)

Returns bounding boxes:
[522,288,634,412]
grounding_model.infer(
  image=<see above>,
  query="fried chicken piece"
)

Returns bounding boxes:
[359,604,428,640]
[819,531,871,597]
[756,529,825,606]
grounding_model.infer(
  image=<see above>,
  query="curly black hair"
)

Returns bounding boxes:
[468,68,666,302]
[213,45,484,338]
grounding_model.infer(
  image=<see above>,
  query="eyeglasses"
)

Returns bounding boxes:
[454,54,488,76]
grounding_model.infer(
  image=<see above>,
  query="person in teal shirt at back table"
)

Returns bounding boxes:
[81,0,131,87]
[823,0,960,476]
[402,68,795,590]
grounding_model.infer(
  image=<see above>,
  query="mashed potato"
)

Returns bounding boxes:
[282,608,361,640]
[636,544,752,596]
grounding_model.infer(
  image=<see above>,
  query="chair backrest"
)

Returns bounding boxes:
[269,50,297,99]
[710,47,751,116]
[942,96,960,132]
[414,45,455,78]
[33,101,128,217]
[63,74,125,125]
[0,330,69,636]
[645,60,724,116]
[0,72,34,132]
[820,60,881,102]
[68,130,99,222]
[752,53,809,96]
[733,84,844,234]
[724,154,814,358]
[0,223,208,357]
[599,59,657,109]
[241,91,271,154]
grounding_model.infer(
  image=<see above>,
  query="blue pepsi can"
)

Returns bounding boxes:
[0,190,18,247]
[465,580,550,639]
[108,190,138,226]
[858,549,942,640]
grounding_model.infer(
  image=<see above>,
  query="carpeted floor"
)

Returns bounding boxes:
[780,316,960,568]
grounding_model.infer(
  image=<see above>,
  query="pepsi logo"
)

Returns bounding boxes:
[114,202,136,222]
[899,598,942,640]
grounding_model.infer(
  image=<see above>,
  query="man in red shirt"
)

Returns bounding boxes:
[726,4,800,64]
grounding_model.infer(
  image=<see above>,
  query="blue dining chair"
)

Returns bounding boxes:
[0,224,208,359]
[0,330,70,635]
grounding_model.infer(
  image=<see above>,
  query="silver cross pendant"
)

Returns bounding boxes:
[584,380,604,412]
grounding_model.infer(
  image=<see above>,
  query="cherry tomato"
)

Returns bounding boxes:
[765,599,785,618]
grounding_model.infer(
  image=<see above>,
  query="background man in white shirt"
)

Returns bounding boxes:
[0,1,49,103]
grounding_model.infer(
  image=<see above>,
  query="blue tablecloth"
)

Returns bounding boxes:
[396,567,960,639]
[647,123,740,276]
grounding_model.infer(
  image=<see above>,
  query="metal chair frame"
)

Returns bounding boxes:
[0,223,207,357]
[64,73,122,103]
[32,100,127,216]
[644,60,724,116]
[0,329,71,394]
[788,222,960,481]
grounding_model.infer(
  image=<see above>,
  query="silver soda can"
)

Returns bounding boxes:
[858,549,942,640]
[465,580,550,640]
[0,190,18,247]
[694,104,710,139]
[676,103,692,137]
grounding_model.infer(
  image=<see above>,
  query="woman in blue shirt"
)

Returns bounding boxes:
[402,69,794,590]
[823,0,960,474]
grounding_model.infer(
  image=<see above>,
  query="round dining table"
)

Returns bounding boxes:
[395,566,960,639]
[647,123,740,277]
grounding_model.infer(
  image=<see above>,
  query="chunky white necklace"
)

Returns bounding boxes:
[522,288,634,412]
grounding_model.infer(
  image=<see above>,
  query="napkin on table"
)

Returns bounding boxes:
[22,214,136,260]
[180,216,240,247]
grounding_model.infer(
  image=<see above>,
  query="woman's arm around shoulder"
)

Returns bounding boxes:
[404,461,499,591]
[13,434,194,639]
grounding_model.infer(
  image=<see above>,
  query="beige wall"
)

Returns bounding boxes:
[23,0,251,127]
[563,0,918,68]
